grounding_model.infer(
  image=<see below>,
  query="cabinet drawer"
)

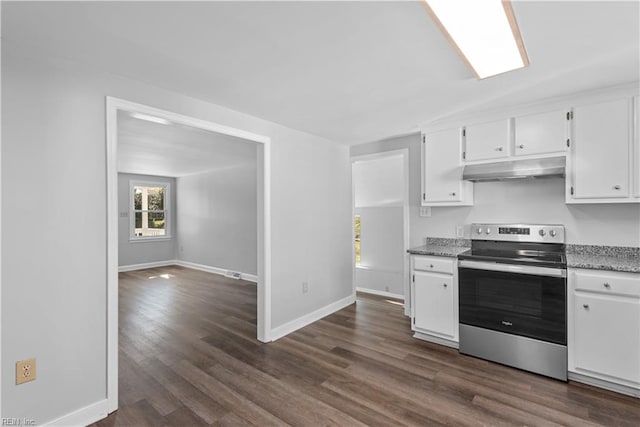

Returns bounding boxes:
[414,256,455,274]
[573,270,640,297]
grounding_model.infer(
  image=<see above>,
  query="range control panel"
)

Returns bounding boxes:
[472,223,565,243]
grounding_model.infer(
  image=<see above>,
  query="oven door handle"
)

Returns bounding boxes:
[458,260,567,278]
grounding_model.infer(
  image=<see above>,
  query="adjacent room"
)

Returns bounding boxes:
[1,1,639,426]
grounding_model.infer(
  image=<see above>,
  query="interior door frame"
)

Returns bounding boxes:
[350,149,411,315]
[105,97,272,413]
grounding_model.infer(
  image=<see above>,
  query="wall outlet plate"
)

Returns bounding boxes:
[456,225,465,238]
[419,207,431,217]
[16,358,36,385]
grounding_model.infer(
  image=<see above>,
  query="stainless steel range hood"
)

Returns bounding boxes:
[462,156,566,182]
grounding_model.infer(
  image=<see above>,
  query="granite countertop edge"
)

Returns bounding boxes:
[566,254,640,274]
[408,237,470,258]
[408,239,639,273]
[407,245,469,258]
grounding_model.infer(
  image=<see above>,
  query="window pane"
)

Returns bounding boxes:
[147,187,165,210]
[354,215,361,266]
[148,212,165,230]
[134,212,142,229]
[134,212,166,237]
[133,186,165,210]
[134,188,142,210]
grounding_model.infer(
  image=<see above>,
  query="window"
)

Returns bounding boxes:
[130,181,170,239]
[354,215,361,266]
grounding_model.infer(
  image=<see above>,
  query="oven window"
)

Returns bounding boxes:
[475,277,543,317]
[459,268,566,345]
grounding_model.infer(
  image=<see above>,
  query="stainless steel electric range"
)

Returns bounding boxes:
[457,223,567,381]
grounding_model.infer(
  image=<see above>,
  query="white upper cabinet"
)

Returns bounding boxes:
[422,129,473,206]
[463,119,511,162]
[514,110,568,156]
[569,98,631,201]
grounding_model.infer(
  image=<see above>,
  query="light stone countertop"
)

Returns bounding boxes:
[566,253,640,273]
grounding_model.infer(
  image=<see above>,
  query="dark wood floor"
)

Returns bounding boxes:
[94,265,640,426]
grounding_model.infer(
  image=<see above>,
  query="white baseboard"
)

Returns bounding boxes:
[118,259,177,272]
[43,399,108,426]
[175,260,258,283]
[356,287,405,300]
[269,294,356,341]
[413,331,459,349]
[568,372,640,398]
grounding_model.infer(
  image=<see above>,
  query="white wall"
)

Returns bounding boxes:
[351,133,640,247]
[353,155,404,207]
[177,159,258,276]
[353,155,405,296]
[1,44,352,424]
[118,173,177,267]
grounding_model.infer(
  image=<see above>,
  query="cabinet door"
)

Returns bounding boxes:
[514,110,567,156]
[423,129,463,202]
[414,272,455,338]
[574,292,640,385]
[464,119,510,162]
[572,98,631,199]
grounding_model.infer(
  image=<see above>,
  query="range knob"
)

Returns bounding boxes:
[477,227,483,234]
[485,228,491,235]
[539,229,546,237]
[550,229,557,237]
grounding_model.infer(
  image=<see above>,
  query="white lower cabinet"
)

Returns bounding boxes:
[411,255,458,346]
[569,269,640,395]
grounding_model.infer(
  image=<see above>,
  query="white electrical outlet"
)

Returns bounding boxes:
[302,282,309,293]
[419,207,431,217]
[456,225,464,238]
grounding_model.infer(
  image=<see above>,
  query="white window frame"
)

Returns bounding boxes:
[129,180,171,241]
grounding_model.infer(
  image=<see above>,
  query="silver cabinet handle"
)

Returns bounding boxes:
[583,304,589,309]
[430,264,434,268]
[501,321,513,326]
[495,147,503,151]
[449,192,456,196]
[443,283,448,288]
[518,144,525,149]
[614,185,621,190]
[603,283,610,288]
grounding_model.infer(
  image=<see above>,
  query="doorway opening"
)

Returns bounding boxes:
[106,97,271,413]
[351,149,410,315]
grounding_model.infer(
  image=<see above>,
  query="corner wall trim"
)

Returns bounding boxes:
[43,399,108,426]
[175,260,258,283]
[356,287,405,301]
[269,294,356,341]
[118,260,178,272]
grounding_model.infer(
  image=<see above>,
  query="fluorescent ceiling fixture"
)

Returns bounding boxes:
[130,112,171,125]
[424,0,529,79]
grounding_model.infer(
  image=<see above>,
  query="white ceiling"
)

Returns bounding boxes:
[3,1,639,145]
[117,111,257,177]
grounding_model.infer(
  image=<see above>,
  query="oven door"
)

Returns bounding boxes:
[458,260,566,345]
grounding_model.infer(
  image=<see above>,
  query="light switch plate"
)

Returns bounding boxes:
[419,207,431,217]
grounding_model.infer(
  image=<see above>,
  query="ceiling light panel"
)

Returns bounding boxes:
[425,0,529,79]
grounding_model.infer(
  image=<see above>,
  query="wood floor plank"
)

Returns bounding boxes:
[91,266,640,427]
